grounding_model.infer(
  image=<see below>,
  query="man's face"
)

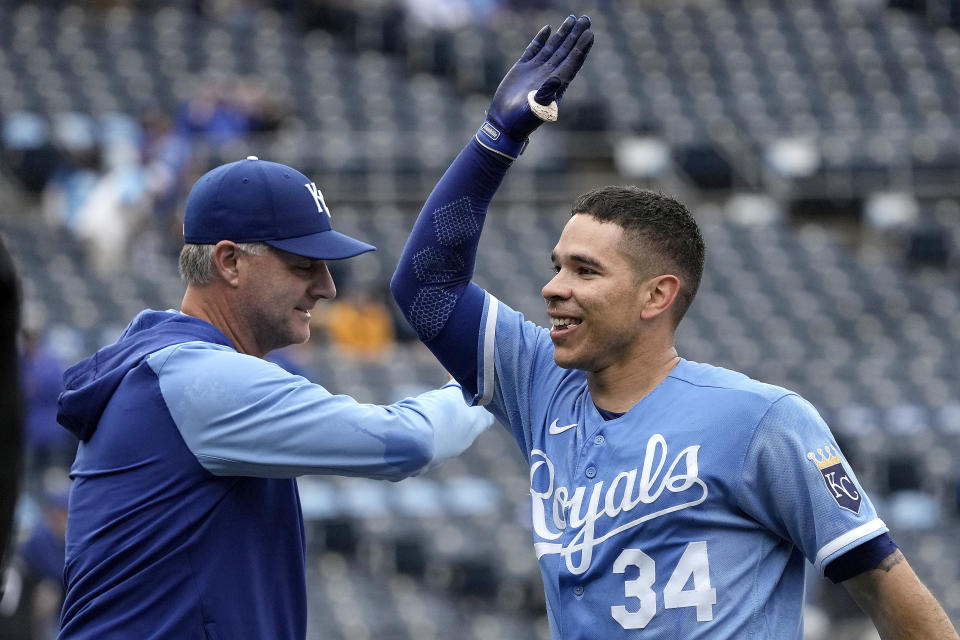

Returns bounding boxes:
[235,246,336,356]
[541,214,651,372]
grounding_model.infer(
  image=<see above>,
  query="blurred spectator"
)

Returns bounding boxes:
[40,112,152,275]
[315,286,396,361]
[191,0,261,28]
[504,0,555,10]
[19,314,74,484]
[141,108,194,250]
[71,144,150,276]
[235,76,290,135]
[0,471,69,640]
[40,148,101,235]
[0,113,58,194]
[174,77,252,151]
[403,0,500,28]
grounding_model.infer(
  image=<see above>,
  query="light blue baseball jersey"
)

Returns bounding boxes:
[470,295,885,639]
[390,138,887,639]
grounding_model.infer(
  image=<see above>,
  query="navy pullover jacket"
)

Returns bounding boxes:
[56,309,491,639]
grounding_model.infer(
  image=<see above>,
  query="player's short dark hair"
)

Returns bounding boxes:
[571,186,705,323]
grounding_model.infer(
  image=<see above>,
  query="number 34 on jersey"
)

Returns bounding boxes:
[611,541,716,629]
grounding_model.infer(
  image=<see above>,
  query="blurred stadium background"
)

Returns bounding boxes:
[2,0,960,638]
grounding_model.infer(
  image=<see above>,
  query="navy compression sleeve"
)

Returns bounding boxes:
[391,138,512,393]
[824,532,899,583]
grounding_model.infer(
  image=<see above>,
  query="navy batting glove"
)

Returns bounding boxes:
[476,14,594,160]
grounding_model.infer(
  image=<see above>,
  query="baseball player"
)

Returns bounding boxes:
[391,14,958,638]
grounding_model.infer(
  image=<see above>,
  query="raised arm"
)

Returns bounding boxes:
[390,15,594,393]
[842,550,959,639]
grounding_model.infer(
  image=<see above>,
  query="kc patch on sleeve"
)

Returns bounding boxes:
[808,444,862,514]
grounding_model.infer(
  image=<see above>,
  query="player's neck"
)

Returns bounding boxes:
[587,345,680,413]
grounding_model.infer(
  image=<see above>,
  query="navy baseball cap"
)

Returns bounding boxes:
[183,156,376,260]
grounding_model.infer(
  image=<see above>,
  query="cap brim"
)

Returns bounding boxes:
[265,230,376,260]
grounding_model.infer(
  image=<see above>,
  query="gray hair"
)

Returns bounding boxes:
[179,242,268,286]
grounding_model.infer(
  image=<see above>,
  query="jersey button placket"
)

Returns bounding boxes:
[594,434,605,446]
[573,584,584,598]
[585,466,596,479]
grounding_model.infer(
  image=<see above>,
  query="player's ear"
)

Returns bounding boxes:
[639,274,680,321]
[212,241,242,287]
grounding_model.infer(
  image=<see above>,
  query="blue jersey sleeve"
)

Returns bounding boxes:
[735,394,887,575]
[391,139,512,394]
[469,295,570,461]
[147,342,493,479]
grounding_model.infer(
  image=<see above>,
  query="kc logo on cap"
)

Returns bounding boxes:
[182,157,374,260]
[304,182,331,219]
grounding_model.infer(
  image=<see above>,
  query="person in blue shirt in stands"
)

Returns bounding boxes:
[56,156,492,639]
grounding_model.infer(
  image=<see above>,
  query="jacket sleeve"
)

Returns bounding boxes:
[147,342,493,480]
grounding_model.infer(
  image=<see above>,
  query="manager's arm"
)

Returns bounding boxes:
[148,342,492,479]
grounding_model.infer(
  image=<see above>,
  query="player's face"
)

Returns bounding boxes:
[235,246,336,356]
[542,214,649,372]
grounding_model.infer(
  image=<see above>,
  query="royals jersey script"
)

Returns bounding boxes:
[468,294,886,639]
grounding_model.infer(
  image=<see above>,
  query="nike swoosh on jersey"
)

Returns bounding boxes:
[548,419,578,435]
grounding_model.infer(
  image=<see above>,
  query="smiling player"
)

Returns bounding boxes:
[391,14,958,639]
